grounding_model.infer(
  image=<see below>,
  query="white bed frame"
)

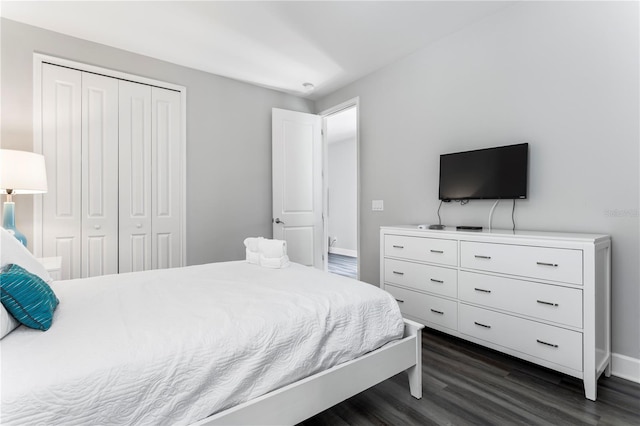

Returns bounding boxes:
[192,319,424,426]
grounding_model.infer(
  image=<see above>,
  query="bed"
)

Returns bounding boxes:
[1,245,423,425]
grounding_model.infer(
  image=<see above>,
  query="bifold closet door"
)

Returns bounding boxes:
[41,63,183,278]
[151,87,182,269]
[42,66,119,279]
[81,73,119,277]
[119,83,182,272]
[41,64,82,280]
[119,81,152,273]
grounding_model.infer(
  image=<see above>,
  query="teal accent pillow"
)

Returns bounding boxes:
[0,263,59,331]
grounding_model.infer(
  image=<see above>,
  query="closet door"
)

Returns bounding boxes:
[81,73,119,277]
[41,64,82,280]
[152,88,182,269]
[119,81,152,273]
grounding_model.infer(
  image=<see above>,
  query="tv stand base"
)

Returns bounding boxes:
[456,225,483,231]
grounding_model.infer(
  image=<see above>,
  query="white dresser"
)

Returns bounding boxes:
[380,225,611,401]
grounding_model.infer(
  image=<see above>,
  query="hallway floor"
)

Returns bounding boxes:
[328,253,357,279]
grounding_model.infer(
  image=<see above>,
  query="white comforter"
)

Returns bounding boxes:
[1,261,403,425]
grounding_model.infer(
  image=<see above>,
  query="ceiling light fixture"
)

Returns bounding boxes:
[302,82,315,92]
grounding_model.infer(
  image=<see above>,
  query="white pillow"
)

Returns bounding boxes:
[0,227,52,283]
[0,303,20,339]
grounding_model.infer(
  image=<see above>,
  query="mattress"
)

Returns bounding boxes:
[1,261,403,425]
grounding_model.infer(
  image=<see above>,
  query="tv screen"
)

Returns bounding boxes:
[439,143,528,201]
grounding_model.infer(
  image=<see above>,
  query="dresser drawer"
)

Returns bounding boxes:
[459,304,582,371]
[460,241,583,285]
[385,284,458,331]
[459,271,583,328]
[385,235,457,266]
[384,259,457,298]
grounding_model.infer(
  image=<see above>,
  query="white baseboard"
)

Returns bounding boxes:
[611,353,640,383]
[329,247,357,258]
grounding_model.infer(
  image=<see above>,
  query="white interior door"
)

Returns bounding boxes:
[118,80,152,273]
[81,72,119,277]
[41,64,82,280]
[151,87,182,270]
[272,108,323,268]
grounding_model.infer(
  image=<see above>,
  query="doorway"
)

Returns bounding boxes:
[323,102,358,279]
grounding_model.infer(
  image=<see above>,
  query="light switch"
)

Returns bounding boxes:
[372,200,384,211]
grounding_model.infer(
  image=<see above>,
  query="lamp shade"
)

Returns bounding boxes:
[0,149,48,194]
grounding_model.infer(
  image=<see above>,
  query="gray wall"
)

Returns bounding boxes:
[1,18,313,265]
[316,1,639,359]
[328,138,357,253]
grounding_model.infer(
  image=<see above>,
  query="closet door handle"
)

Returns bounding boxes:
[536,262,558,267]
[475,255,491,260]
[94,225,101,230]
[136,223,142,229]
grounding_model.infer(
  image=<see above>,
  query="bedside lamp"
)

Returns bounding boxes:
[0,149,48,246]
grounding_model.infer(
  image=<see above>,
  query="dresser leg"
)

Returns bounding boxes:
[584,376,597,401]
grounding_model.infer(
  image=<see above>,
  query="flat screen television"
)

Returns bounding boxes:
[439,143,528,201]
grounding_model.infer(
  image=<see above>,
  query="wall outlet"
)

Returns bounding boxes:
[372,200,384,211]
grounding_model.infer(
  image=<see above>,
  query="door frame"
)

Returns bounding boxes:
[319,97,360,279]
[32,53,187,265]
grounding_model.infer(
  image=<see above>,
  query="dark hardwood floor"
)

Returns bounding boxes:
[299,328,640,425]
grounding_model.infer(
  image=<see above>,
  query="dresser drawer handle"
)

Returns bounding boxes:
[536,339,559,348]
[536,262,559,267]
[474,321,491,329]
[430,249,444,254]
[536,300,559,307]
[392,271,404,275]
[474,255,491,260]
[395,298,405,303]
[430,278,444,284]
[392,245,404,249]
[430,309,444,315]
[474,288,491,293]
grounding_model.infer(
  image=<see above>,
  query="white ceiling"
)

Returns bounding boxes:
[1,1,513,100]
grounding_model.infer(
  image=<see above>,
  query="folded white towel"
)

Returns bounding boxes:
[259,254,290,269]
[246,248,260,265]
[244,237,263,264]
[243,237,263,252]
[259,239,287,259]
